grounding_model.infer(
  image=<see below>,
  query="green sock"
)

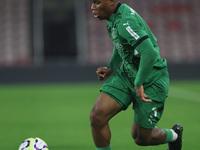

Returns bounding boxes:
[96,145,111,150]
[163,129,173,143]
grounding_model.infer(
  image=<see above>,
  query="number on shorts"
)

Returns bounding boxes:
[152,107,157,117]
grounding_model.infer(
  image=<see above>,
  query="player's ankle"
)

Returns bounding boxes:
[163,129,178,143]
[96,145,111,150]
[170,129,178,142]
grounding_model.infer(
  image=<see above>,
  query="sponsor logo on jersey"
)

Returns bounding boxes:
[123,21,129,26]
[130,8,135,15]
[126,26,140,40]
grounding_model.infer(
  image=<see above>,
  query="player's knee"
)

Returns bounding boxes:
[90,109,106,127]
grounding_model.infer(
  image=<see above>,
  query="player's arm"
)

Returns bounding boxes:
[134,39,157,102]
[118,18,157,102]
[118,18,157,85]
[107,46,122,71]
[134,38,158,87]
[96,67,112,81]
[96,46,122,81]
[131,38,158,102]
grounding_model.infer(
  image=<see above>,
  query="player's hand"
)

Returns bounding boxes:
[96,67,113,81]
[135,85,152,102]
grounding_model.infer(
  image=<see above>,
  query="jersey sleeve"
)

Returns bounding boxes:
[118,17,148,47]
[118,17,158,87]
[134,38,158,86]
[108,46,122,71]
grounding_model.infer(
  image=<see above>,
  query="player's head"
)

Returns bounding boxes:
[90,0,119,20]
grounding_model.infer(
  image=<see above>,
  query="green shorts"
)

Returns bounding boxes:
[100,68,169,129]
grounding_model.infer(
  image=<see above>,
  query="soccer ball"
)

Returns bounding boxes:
[18,137,49,150]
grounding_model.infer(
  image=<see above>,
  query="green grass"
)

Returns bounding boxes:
[0,81,199,150]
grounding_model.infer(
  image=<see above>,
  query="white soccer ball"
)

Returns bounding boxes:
[18,137,49,150]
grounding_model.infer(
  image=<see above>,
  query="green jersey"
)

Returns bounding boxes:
[107,3,167,87]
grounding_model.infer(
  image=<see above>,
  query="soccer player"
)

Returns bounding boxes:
[89,0,183,150]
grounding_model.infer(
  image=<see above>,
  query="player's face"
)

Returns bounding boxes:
[90,0,113,20]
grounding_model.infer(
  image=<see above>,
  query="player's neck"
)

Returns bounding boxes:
[107,2,121,20]
[113,2,121,14]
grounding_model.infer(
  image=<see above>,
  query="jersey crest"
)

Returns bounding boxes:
[114,42,124,51]
[111,28,117,39]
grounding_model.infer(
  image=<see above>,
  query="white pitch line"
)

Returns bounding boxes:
[168,86,200,103]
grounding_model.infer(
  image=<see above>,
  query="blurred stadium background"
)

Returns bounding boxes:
[0,0,200,150]
[0,0,199,83]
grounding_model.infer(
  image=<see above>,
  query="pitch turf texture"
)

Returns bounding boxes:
[0,81,199,150]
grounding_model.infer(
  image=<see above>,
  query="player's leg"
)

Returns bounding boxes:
[90,92,122,148]
[132,121,167,145]
[132,121,183,149]
[91,69,133,149]
[131,72,183,149]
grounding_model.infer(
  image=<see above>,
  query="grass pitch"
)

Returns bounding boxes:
[0,80,199,150]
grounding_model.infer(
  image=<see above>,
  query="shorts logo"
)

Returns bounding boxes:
[152,107,157,117]
[148,119,153,124]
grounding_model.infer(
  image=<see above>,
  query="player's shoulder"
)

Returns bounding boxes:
[118,4,138,27]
